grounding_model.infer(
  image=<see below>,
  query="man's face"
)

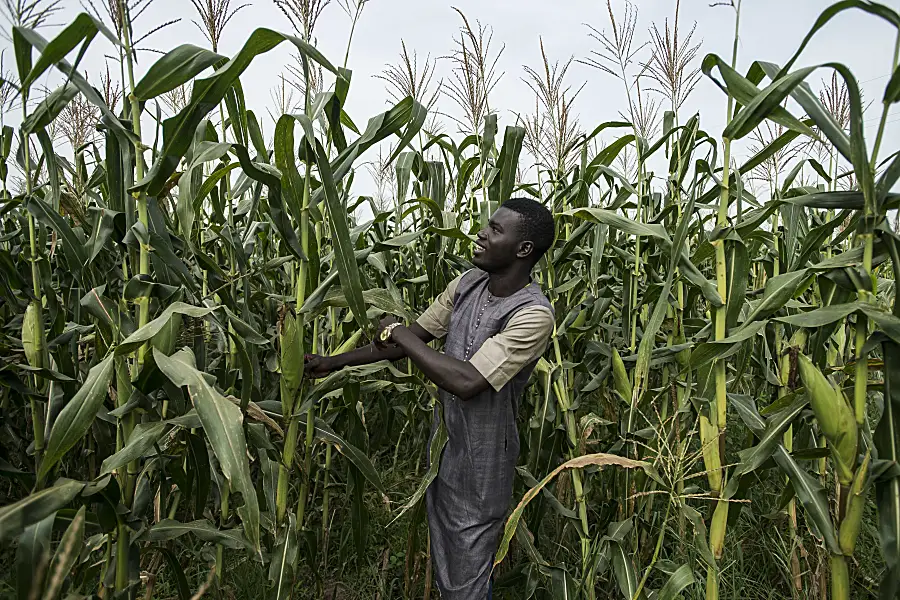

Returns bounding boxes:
[472,207,530,272]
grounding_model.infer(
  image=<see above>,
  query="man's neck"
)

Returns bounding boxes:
[487,268,531,297]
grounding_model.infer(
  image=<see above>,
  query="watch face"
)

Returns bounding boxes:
[379,328,390,342]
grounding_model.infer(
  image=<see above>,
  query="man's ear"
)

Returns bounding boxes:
[517,240,534,259]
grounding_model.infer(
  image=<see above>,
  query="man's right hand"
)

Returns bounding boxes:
[304,354,338,379]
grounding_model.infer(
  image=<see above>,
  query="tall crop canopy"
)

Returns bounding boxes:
[0,1,897,599]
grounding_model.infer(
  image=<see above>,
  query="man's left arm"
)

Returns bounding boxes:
[390,326,489,400]
[390,307,554,400]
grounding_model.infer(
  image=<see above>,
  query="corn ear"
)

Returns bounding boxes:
[22,301,42,369]
[280,312,303,417]
[778,329,808,387]
[700,414,722,493]
[334,328,363,355]
[788,329,808,348]
[115,356,131,409]
[830,395,858,486]
[534,356,552,395]
[797,354,857,484]
[611,347,631,402]
[675,346,690,369]
[838,450,870,555]
[779,329,808,386]
[151,312,182,356]
[572,307,587,329]
[710,499,728,559]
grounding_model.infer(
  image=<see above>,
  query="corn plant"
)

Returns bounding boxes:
[0,1,898,600]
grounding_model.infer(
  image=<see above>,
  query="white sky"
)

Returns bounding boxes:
[3,0,900,200]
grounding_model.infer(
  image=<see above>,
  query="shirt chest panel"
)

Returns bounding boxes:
[447,291,505,361]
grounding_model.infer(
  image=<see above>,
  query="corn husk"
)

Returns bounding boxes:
[700,414,722,493]
[335,328,364,355]
[22,301,42,369]
[838,450,870,555]
[280,312,303,416]
[710,499,728,559]
[612,347,631,402]
[572,308,587,329]
[797,354,857,484]
[151,312,182,356]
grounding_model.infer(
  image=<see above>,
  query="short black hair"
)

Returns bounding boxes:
[501,197,555,260]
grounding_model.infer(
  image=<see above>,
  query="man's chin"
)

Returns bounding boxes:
[472,254,490,270]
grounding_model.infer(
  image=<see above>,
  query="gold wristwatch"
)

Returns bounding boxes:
[379,322,403,343]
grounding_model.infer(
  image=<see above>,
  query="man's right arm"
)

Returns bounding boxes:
[326,322,434,369]
[305,273,462,378]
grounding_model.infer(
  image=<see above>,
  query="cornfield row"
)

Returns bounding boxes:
[0,0,898,598]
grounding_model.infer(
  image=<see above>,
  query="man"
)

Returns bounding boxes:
[305,197,556,599]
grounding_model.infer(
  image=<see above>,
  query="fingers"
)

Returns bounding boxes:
[373,325,390,349]
[304,354,335,379]
[303,354,322,374]
[377,315,400,329]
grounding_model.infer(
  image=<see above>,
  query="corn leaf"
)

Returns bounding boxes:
[43,506,84,600]
[100,422,171,476]
[134,27,339,197]
[147,519,253,551]
[494,454,647,567]
[0,480,82,544]
[134,44,224,101]
[39,354,114,480]
[154,348,260,553]
[314,139,370,336]
[15,513,54,600]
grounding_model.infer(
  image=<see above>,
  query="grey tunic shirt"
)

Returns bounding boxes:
[417,269,554,599]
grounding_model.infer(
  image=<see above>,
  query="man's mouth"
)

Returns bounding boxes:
[473,241,486,255]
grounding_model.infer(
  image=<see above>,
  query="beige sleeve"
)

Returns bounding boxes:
[469,306,555,392]
[415,274,464,339]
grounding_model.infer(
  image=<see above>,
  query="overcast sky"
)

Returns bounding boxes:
[3,0,900,199]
